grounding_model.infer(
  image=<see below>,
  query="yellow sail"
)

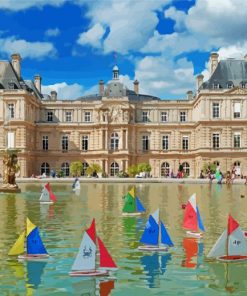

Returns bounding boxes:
[8,231,25,255]
[26,217,36,236]
[129,187,135,198]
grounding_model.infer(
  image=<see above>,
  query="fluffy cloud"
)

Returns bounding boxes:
[45,27,60,37]
[77,23,105,48]
[42,82,84,99]
[217,43,247,59]
[0,0,65,11]
[164,6,186,31]
[0,36,56,59]
[77,0,171,54]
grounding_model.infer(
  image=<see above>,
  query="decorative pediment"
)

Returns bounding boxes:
[96,102,131,123]
[225,87,247,95]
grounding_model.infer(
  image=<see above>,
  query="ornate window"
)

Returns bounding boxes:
[142,111,148,122]
[234,102,241,118]
[212,133,220,149]
[180,111,187,122]
[82,135,89,151]
[42,135,48,150]
[212,102,220,118]
[182,162,190,176]
[234,132,241,148]
[161,162,170,177]
[142,135,149,151]
[8,103,14,119]
[162,135,169,150]
[110,132,119,150]
[62,135,69,151]
[40,162,50,175]
[61,162,70,176]
[227,81,234,89]
[110,162,119,176]
[81,162,89,176]
[65,111,72,122]
[47,111,53,122]
[161,111,168,122]
[84,111,91,122]
[182,136,189,150]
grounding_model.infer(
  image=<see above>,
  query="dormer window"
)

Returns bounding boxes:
[240,81,247,88]
[227,81,234,89]
[8,82,16,89]
[212,83,220,89]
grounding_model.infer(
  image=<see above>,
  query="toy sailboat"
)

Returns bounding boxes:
[8,218,49,260]
[69,219,117,277]
[207,214,247,262]
[138,209,174,251]
[72,178,80,191]
[39,183,57,204]
[183,193,205,238]
[122,187,146,216]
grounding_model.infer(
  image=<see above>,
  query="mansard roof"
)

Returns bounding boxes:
[202,59,247,89]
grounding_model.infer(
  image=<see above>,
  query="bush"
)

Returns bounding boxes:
[202,162,217,174]
[70,161,83,177]
[86,163,102,177]
[127,165,139,177]
[57,170,64,178]
[117,170,129,178]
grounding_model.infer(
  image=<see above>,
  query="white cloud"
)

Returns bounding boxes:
[0,0,65,11]
[77,0,171,54]
[45,27,60,37]
[42,82,84,100]
[77,23,105,48]
[217,43,247,60]
[164,6,186,31]
[0,36,56,59]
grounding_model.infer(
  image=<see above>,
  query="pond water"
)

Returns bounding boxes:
[1,182,247,295]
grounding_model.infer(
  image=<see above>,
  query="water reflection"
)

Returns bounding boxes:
[182,238,204,269]
[26,261,47,289]
[72,278,115,296]
[140,253,171,288]
[208,262,247,293]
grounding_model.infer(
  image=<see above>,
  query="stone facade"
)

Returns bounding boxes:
[0,53,247,178]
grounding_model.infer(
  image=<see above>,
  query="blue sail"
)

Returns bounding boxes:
[140,215,159,245]
[160,221,174,247]
[135,197,146,212]
[196,206,205,232]
[27,227,48,255]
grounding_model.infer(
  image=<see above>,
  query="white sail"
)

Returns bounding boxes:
[71,232,96,271]
[74,180,80,190]
[152,209,159,224]
[188,193,197,212]
[39,186,50,202]
[207,230,227,258]
[228,227,247,256]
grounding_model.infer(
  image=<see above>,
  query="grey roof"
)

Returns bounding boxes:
[76,94,102,101]
[24,80,43,99]
[202,59,247,89]
[0,61,21,89]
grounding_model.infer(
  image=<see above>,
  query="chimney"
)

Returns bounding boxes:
[210,52,219,76]
[34,75,41,93]
[99,80,104,96]
[244,54,247,61]
[196,74,204,91]
[11,53,21,79]
[50,90,57,101]
[186,90,193,100]
[134,79,139,94]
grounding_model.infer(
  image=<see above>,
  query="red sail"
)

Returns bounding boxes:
[45,183,57,202]
[183,202,198,231]
[228,214,239,235]
[97,237,117,269]
[86,219,96,243]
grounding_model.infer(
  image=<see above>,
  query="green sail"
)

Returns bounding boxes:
[122,192,136,213]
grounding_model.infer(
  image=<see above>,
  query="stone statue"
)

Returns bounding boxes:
[2,153,19,189]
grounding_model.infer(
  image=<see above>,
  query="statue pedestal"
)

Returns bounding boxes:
[0,186,21,193]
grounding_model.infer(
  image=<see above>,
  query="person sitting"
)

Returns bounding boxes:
[199,170,204,179]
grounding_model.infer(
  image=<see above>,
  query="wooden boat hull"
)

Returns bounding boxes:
[186,231,203,238]
[69,270,109,277]
[217,255,247,262]
[138,245,168,252]
[18,254,50,261]
[122,212,143,217]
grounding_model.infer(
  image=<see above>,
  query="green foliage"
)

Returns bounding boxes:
[117,170,129,178]
[137,163,151,173]
[70,161,83,177]
[202,162,217,174]
[127,165,139,177]
[57,170,64,178]
[86,163,102,176]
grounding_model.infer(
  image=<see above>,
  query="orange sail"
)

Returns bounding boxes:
[97,237,117,269]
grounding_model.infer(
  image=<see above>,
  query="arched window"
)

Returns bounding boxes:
[161,162,170,177]
[226,81,234,89]
[110,132,119,150]
[110,162,119,176]
[234,161,241,176]
[182,162,190,176]
[82,162,89,176]
[214,160,220,167]
[61,162,70,176]
[40,162,50,175]
[240,81,247,89]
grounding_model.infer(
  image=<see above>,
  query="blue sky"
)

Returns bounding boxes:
[0,0,246,99]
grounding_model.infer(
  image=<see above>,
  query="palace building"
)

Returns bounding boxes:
[1,53,247,178]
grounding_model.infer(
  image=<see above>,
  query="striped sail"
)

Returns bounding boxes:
[71,232,96,271]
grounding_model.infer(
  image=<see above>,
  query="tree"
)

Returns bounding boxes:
[127,165,139,177]
[137,163,151,173]
[86,163,102,177]
[70,161,83,177]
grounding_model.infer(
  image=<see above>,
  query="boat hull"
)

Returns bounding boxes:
[217,255,247,262]
[138,245,168,252]
[40,201,54,204]
[18,254,50,261]
[69,270,109,277]
[122,212,143,217]
[186,231,203,238]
